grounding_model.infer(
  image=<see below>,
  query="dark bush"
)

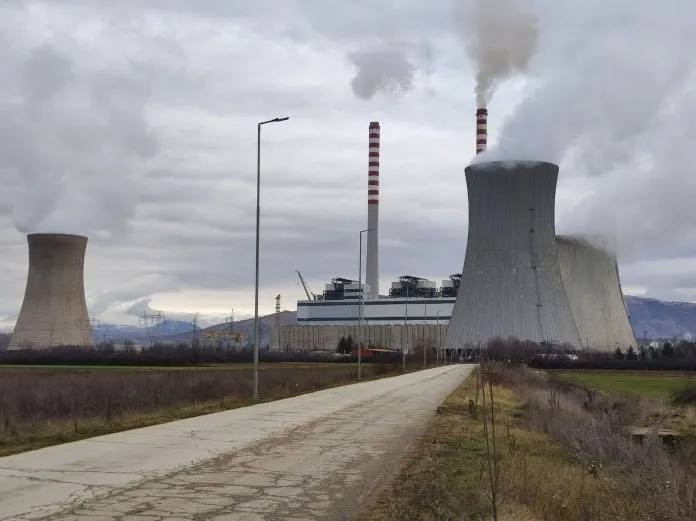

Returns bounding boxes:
[670,380,696,405]
[0,344,404,367]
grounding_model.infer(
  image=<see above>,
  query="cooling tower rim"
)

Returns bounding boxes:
[466,160,559,171]
[27,233,88,241]
[556,234,617,256]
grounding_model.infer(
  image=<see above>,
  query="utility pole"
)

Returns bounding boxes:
[89,313,100,346]
[191,313,200,348]
[225,310,234,350]
[274,295,281,351]
[275,295,281,328]
[140,311,165,348]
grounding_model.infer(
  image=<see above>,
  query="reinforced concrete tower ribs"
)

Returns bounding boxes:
[443,161,581,351]
[366,121,380,299]
[9,233,95,350]
[556,235,637,351]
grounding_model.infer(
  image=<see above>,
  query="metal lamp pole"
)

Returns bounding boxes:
[357,228,373,380]
[254,116,289,401]
[403,285,409,371]
[436,310,440,366]
[423,299,427,369]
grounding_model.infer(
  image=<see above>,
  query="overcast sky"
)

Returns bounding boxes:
[1,0,695,329]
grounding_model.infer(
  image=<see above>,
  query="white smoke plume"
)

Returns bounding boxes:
[474,0,696,261]
[0,44,157,237]
[478,0,696,167]
[348,43,432,100]
[457,0,539,108]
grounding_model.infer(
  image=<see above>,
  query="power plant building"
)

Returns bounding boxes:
[287,114,636,354]
[297,276,458,325]
[9,233,95,350]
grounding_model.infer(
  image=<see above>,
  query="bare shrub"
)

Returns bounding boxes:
[0,364,396,449]
[502,365,696,521]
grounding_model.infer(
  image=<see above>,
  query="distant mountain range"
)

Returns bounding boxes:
[93,297,696,344]
[625,296,696,340]
[95,311,297,346]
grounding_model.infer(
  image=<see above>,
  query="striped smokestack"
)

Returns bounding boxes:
[476,108,488,154]
[366,121,380,299]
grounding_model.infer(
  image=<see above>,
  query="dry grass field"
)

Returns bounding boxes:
[363,365,696,521]
[0,363,398,456]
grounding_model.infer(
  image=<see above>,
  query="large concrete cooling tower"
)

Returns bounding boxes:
[556,235,637,352]
[443,161,581,351]
[9,233,94,350]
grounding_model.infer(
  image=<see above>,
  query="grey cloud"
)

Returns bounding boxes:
[1,0,695,329]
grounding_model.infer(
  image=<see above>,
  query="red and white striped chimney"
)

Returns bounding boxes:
[476,108,488,154]
[366,122,380,299]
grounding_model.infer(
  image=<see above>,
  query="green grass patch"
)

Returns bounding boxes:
[554,371,692,399]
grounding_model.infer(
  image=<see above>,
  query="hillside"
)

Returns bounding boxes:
[91,297,696,345]
[625,295,696,340]
[157,310,297,346]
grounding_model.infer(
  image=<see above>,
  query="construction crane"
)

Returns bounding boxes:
[296,270,317,300]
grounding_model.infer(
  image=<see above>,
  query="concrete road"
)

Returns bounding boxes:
[0,365,471,521]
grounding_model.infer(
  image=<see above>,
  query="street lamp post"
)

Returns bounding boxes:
[357,228,373,381]
[423,299,427,369]
[253,116,289,401]
[436,310,440,367]
[403,285,409,371]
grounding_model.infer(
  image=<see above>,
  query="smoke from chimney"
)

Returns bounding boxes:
[347,42,434,100]
[456,0,539,108]
[366,122,380,299]
[2,45,157,236]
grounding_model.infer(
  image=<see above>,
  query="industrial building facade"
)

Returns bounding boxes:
[271,323,447,353]
[297,297,455,325]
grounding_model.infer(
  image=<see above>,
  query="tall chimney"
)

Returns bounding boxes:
[476,108,488,154]
[366,121,380,299]
[9,233,95,350]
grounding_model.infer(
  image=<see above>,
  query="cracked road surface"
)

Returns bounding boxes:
[0,365,471,520]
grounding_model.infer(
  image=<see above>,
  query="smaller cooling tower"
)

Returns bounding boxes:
[9,233,94,350]
[556,235,637,352]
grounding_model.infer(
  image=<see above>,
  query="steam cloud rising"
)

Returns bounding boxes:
[0,45,157,236]
[457,0,539,108]
[478,1,696,167]
[348,44,431,100]
[474,0,696,260]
